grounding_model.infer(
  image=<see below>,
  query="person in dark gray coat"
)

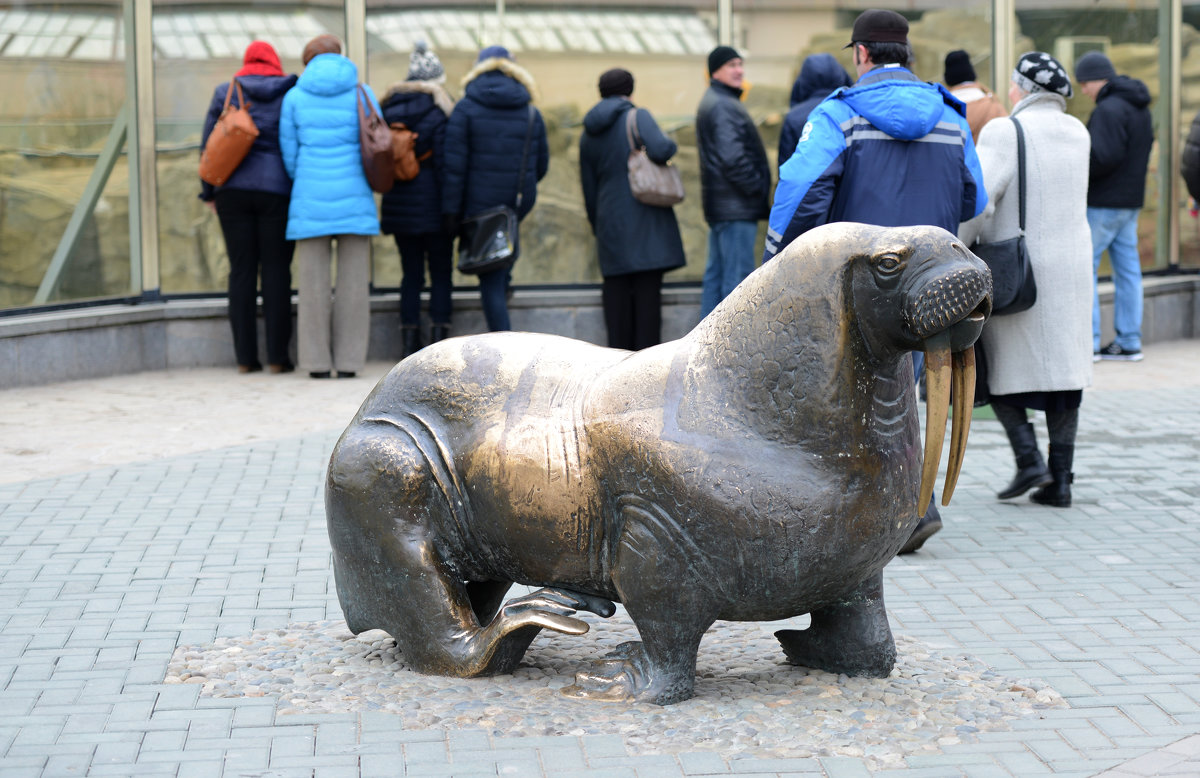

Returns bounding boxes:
[579,69,686,350]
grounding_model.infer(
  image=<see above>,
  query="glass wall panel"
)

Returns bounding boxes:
[153,0,345,294]
[0,0,133,310]
[363,0,718,288]
[1016,0,1162,271]
[1179,3,1200,269]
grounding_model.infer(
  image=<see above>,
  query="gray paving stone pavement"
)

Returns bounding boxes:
[3,341,1200,776]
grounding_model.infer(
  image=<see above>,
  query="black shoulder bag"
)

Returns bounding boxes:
[456,105,536,275]
[969,117,1037,316]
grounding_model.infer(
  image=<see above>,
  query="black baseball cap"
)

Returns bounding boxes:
[844,9,909,48]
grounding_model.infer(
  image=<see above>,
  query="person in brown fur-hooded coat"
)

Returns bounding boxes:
[380,41,457,356]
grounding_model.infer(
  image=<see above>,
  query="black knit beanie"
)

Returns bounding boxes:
[1075,51,1117,83]
[598,68,634,98]
[708,45,740,76]
[1013,51,1073,98]
[943,50,975,87]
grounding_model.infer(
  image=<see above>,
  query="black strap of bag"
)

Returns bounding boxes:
[1013,117,1026,237]
[514,104,535,211]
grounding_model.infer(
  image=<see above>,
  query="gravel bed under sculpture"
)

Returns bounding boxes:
[165,610,1066,769]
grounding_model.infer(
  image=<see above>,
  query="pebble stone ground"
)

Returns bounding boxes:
[2,340,1200,777]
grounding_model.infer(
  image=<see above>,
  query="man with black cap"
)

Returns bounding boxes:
[1074,50,1153,363]
[764,8,988,554]
[695,45,771,318]
[943,49,1007,143]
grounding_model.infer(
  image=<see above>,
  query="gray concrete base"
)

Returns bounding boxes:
[2,276,1197,388]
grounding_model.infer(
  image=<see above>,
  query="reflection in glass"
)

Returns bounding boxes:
[0,0,132,309]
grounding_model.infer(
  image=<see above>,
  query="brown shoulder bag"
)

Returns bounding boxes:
[199,78,259,186]
[357,85,396,193]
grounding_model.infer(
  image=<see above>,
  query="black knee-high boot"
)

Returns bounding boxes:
[997,422,1052,499]
[1031,443,1074,508]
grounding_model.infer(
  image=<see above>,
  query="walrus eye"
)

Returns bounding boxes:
[872,252,906,278]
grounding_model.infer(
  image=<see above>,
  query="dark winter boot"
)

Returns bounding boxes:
[899,502,942,555]
[401,325,424,359]
[997,422,1052,500]
[430,323,451,344]
[1031,444,1074,508]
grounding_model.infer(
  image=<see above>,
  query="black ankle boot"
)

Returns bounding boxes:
[899,502,942,554]
[1031,444,1074,508]
[401,325,424,359]
[997,422,1052,500]
[430,323,450,343]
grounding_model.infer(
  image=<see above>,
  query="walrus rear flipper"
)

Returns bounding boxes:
[774,571,896,678]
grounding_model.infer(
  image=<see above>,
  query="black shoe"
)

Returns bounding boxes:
[337,371,356,379]
[1098,342,1143,362]
[268,362,295,374]
[238,363,263,374]
[401,326,424,359]
[997,422,1052,500]
[899,505,942,555]
[1031,443,1074,508]
[309,370,331,379]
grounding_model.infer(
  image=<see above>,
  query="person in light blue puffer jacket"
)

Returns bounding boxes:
[280,34,381,379]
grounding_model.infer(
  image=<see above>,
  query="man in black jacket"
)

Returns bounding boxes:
[1075,51,1153,362]
[695,46,771,318]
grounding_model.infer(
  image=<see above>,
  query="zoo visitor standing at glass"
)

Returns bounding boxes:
[280,34,381,379]
[579,68,686,351]
[199,40,298,375]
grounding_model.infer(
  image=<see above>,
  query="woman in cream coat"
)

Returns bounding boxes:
[959,52,1093,508]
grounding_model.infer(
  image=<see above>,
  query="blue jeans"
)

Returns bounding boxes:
[700,220,758,318]
[479,266,512,332]
[1088,207,1143,352]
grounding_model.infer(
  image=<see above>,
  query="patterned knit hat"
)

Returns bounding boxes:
[1013,51,1073,98]
[407,40,445,83]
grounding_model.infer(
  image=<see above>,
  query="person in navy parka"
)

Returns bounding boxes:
[579,68,686,350]
[778,53,853,170]
[200,41,298,375]
[441,45,549,332]
[280,34,382,379]
[379,42,456,357]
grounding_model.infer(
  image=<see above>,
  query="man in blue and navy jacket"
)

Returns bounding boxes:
[763,10,987,265]
[764,9,988,556]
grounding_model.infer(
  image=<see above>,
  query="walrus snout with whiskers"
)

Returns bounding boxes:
[905,266,992,342]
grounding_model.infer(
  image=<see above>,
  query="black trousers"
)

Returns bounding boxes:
[602,270,664,351]
[393,232,454,327]
[215,189,294,367]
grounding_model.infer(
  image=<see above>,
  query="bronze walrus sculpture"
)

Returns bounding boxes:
[326,222,992,705]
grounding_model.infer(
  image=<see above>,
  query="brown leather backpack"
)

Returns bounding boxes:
[389,123,433,182]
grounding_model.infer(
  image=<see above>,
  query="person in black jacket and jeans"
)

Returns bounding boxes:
[695,45,771,319]
[379,42,455,357]
[1075,51,1153,363]
[200,41,297,374]
[441,46,549,332]
[579,68,686,350]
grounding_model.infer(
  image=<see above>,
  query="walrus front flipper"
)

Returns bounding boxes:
[774,571,896,678]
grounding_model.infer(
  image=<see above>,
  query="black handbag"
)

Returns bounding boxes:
[456,106,535,275]
[970,117,1037,316]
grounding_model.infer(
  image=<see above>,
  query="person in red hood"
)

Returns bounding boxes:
[199,41,298,375]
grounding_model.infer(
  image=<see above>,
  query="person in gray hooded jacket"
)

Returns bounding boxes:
[579,68,686,350]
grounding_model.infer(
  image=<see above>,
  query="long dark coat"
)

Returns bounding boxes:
[579,98,686,278]
[379,81,454,235]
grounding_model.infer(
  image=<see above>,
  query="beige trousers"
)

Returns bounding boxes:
[296,235,370,374]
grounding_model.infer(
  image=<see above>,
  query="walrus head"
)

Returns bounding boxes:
[844,224,992,514]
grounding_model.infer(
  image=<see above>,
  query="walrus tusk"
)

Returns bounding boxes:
[941,347,976,506]
[918,335,952,517]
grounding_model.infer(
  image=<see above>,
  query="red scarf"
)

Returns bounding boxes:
[236,41,284,77]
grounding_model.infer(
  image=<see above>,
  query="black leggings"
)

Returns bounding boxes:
[992,402,1079,448]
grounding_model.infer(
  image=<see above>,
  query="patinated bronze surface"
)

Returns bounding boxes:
[325,222,992,705]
